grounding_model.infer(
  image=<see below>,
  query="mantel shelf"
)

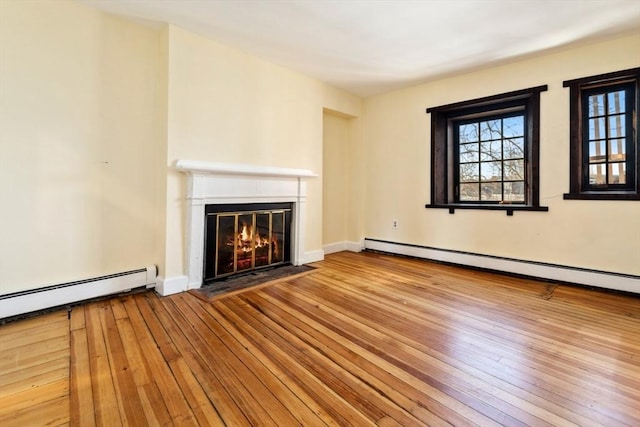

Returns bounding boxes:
[176,160,317,178]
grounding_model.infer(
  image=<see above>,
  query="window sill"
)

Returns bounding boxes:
[425,204,549,216]
[563,192,640,201]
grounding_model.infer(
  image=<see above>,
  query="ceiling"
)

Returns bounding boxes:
[82,0,640,97]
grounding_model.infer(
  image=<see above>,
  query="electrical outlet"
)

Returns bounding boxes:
[393,220,398,228]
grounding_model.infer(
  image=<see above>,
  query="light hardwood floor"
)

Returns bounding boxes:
[1,251,639,426]
[0,310,70,425]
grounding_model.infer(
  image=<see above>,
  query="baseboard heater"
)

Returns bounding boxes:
[364,238,640,294]
[0,266,157,320]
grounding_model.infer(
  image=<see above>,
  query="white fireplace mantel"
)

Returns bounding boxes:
[176,159,317,178]
[170,160,317,295]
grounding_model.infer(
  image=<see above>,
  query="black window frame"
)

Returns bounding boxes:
[563,68,640,201]
[426,85,549,216]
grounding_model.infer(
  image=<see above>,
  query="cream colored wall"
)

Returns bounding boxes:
[0,1,163,294]
[162,26,362,278]
[347,116,365,244]
[9,0,632,295]
[155,26,170,281]
[323,112,349,245]
[322,110,365,247]
[363,32,640,275]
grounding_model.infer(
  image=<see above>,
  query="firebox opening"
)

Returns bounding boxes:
[203,203,293,284]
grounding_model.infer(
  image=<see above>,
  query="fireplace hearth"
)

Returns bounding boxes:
[203,203,292,283]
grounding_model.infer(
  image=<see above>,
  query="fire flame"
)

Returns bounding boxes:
[235,223,270,253]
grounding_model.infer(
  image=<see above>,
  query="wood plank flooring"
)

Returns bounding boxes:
[0,310,70,426]
[1,251,639,426]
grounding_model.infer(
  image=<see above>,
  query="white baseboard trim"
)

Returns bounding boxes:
[324,241,364,255]
[0,266,157,319]
[346,240,364,253]
[323,242,347,255]
[303,249,325,264]
[155,275,189,296]
[364,238,640,294]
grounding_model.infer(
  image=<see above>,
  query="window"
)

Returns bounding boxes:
[457,113,526,203]
[563,68,640,200]
[426,86,548,215]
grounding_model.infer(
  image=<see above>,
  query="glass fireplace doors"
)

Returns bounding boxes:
[203,203,292,283]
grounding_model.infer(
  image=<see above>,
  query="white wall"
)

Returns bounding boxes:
[363,32,640,276]
[0,1,163,295]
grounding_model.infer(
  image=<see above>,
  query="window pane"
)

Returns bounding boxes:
[459,183,479,201]
[481,161,501,181]
[608,90,625,114]
[503,160,524,180]
[459,123,479,143]
[503,138,524,159]
[609,163,626,184]
[608,115,625,138]
[589,140,606,163]
[502,116,524,138]
[480,140,502,161]
[564,71,637,197]
[504,182,525,202]
[480,119,501,141]
[588,94,605,117]
[608,139,626,162]
[459,143,479,162]
[480,182,502,201]
[589,164,606,186]
[588,117,606,140]
[459,163,479,182]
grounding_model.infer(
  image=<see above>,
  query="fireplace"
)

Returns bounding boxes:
[168,160,317,296]
[203,203,292,283]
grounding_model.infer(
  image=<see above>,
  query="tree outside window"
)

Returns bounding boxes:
[456,114,526,203]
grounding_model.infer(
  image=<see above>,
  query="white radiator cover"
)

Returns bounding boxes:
[364,239,640,294]
[0,266,157,319]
